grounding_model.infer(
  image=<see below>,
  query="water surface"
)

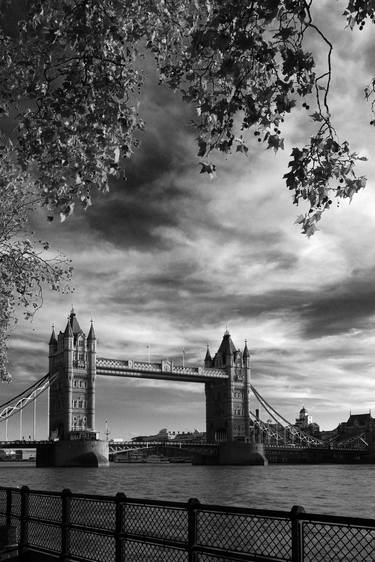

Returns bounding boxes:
[0,462,372,518]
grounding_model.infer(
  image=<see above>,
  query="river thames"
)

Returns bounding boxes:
[0,462,372,518]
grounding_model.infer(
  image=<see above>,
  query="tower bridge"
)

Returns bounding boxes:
[0,309,373,466]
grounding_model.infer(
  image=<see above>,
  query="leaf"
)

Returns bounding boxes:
[236,143,248,154]
[200,162,216,175]
[197,138,207,157]
[267,135,284,152]
[310,112,323,122]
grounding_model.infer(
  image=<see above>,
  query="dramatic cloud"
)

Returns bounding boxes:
[4,1,375,440]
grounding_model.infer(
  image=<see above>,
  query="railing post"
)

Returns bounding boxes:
[187,498,200,562]
[19,485,30,556]
[6,489,12,527]
[291,505,305,562]
[115,492,126,562]
[61,488,72,561]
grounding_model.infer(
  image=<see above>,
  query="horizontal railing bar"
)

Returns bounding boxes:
[68,554,114,562]
[193,544,288,562]
[75,494,188,509]
[64,522,116,537]
[24,546,62,556]
[24,516,62,527]
[121,533,186,549]
[300,512,375,527]
[1,486,62,497]
[67,556,113,562]
[196,505,292,517]
[123,497,193,508]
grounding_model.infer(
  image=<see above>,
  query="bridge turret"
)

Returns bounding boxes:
[87,320,96,347]
[213,330,236,368]
[63,318,73,348]
[204,345,212,368]
[63,318,73,436]
[86,320,96,432]
[243,340,250,368]
[48,325,57,357]
[205,331,253,443]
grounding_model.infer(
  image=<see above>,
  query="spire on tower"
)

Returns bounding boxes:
[49,324,57,345]
[69,308,82,335]
[87,320,96,341]
[204,344,212,368]
[243,339,250,358]
[217,330,236,356]
[64,317,73,338]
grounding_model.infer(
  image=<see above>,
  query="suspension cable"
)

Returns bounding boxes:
[0,373,50,410]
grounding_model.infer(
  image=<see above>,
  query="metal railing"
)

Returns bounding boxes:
[1,485,375,561]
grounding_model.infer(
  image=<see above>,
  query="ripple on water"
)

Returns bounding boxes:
[0,462,373,518]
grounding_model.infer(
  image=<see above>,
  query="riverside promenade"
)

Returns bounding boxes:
[0,485,374,561]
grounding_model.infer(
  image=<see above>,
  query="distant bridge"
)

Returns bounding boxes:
[0,309,373,466]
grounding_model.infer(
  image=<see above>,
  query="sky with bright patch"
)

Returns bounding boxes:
[4,0,375,441]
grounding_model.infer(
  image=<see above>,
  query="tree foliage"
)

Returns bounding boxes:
[0,144,72,381]
[0,0,374,377]
[0,0,372,236]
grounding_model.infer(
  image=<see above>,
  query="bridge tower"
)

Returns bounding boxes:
[205,331,251,442]
[48,309,97,441]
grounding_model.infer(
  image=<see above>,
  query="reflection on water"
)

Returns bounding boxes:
[0,462,372,518]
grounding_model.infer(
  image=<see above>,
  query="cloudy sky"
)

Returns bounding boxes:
[4,1,375,441]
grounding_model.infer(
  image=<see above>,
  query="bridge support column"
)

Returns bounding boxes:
[205,332,253,445]
[218,441,267,465]
[36,440,109,467]
[45,311,107,468]
[193,441,267,465]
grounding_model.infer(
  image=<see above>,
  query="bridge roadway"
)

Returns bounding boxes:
[96,357,228,383]
[111,442,371,464]
[109,440,219,452]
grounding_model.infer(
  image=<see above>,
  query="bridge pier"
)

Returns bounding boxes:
[193,441,267,466]
[217,441,267,465]
[36,439,109,467]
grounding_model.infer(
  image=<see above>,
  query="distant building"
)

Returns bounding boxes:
[131,428,174,442]
[295,406,312,429]
[337,412,375,438]
[0,449,16,461]
[173,430,205,442]
[295,406,320,437]
[319,412,375,445]
[131,428,205,443]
